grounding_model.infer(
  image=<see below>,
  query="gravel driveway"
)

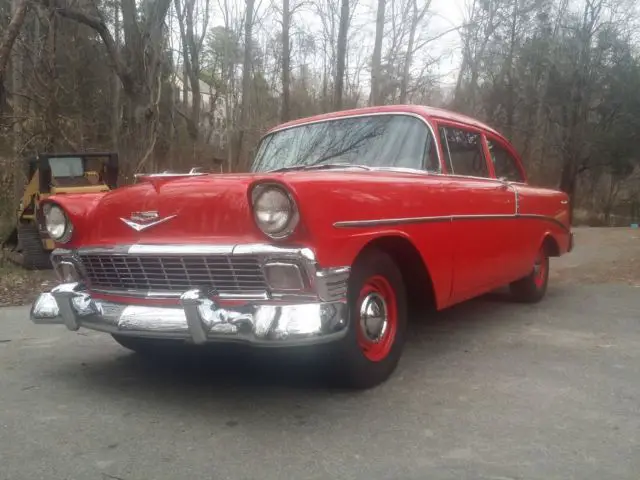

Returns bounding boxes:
[0,228,639,480]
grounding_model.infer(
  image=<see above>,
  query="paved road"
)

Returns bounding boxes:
[1,235,640,479]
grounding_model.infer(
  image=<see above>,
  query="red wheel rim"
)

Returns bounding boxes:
[533,249,547,288]
[356,275,397,362]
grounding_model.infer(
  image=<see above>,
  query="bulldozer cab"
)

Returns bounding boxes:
[27,152,119,193]
[3,152,119,269]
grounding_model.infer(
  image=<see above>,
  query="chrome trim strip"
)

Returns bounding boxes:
[30,283,349,347]
[333,213,570,232]
[257,111,443,174]
[77,244,236,256]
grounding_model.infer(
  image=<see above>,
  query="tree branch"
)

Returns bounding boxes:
[0,0,29,77]
[53,6,133,92]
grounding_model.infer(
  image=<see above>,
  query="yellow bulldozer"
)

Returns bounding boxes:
[3,152,119,269]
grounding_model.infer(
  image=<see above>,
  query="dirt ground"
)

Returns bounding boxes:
[0,227,637,307]
[552,227,640,286]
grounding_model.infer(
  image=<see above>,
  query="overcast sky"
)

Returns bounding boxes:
[169,0,468,92]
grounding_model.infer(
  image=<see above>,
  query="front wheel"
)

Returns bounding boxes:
[328,248,408,390]
[509,245,549,303]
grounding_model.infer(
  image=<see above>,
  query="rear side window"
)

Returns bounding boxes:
[487,140,524,183]
[438,126,489,178]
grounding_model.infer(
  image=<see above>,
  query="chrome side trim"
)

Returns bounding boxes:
[30,283,349,347]
[256,111,443,174]
[333,213,570,232]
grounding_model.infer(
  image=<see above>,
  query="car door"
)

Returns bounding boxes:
[436,123,518,302]
[484,135,534,277]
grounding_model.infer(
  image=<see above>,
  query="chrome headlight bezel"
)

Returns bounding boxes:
[250,183,300,239]
[43,203,73,243]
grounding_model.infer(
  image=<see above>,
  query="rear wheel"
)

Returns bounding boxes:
[509,245,549,303]
[17,223,52,270]
[329,248,408,389]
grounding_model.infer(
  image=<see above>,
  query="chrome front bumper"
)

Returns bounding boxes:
[31,283,349,346]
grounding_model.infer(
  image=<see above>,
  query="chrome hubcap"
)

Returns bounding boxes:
[359,293,388,343]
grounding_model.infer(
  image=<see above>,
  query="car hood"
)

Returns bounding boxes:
[79,174,266,246]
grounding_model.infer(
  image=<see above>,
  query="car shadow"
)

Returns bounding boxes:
[43,284,572,413]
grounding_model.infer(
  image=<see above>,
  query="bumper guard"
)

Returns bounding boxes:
[31,283,348,346]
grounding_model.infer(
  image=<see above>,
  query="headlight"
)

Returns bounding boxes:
[251,184,299,238]
[43,204,73,243]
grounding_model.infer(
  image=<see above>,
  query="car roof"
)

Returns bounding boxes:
[266,104,507,142]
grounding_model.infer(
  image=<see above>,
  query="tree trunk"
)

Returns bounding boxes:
[503,0,518,139]
[0,0,28,110]
[235,0,255,169]
[174,0,201,141]
[400,0,420,104]
[334,0,349,111]
[370,0,385,106]
[55,0,172,173]
[111,1,121,151]
[281,0,291,122]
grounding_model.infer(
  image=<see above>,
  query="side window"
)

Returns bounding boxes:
[438,126,489,178]
[487,140,524,183]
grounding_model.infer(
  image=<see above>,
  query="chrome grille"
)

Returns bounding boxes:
[78,253,267,294]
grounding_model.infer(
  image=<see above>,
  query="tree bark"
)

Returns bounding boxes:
[55,0,172,173]
[334,0,349,110]
[370,0,385,106]
[0,0,28,109]
[281,0,291,122]
[236,0,255,169]
[111,0,121,151]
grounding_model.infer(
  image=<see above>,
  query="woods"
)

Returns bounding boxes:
[0,0,639,226]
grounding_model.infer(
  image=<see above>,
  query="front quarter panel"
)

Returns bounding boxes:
[281,171,454,309]
[42,193,108,248]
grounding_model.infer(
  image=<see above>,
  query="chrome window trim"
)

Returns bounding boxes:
[255,111,443,174]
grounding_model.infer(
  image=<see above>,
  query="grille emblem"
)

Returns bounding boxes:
[120,211,176,232]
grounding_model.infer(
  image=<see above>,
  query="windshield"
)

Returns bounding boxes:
[48,156,84,177]
[251,114,438,172]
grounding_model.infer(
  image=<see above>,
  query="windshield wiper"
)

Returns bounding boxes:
[267,163,372,173]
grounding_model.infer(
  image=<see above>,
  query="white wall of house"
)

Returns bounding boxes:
[172,76,229,148]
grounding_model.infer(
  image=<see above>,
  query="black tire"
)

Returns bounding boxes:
[509,245,549,303]
[328,248,408,390]
[17,223,52,270]
[111,334,186,355]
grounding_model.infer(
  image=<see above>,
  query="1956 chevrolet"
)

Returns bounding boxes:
[30,105,573,389]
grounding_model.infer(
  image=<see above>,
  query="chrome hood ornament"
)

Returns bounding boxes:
[120,211,176,232]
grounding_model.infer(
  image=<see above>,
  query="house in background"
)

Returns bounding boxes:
[172,76,230,149]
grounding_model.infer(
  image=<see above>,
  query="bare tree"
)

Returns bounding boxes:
[399,0,430,103]
[175,0,211,140]
[281,0,291,121]
[236,0,256,167]
[55,0,173,172]
[0,0,28,110]
[334,0,350,110]
[370,0,385,106]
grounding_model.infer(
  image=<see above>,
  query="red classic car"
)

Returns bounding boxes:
[30,105,573,388]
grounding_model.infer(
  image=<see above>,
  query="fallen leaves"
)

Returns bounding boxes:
[0,256,56,307]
